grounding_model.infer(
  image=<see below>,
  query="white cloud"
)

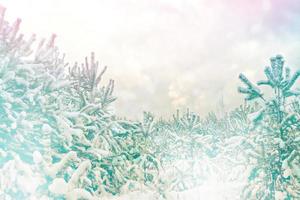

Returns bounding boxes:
[2,0,300,119]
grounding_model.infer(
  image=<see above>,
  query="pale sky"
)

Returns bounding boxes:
[2,0,300,119]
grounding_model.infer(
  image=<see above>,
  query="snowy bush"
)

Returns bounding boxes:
[0,7,160,199]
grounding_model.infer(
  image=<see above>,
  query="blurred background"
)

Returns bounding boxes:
[2,0,300,119]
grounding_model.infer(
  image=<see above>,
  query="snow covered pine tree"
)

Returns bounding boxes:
[238,55,300,199]
[0,6,160,199]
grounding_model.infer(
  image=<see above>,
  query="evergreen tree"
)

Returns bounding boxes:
[238,55,300,199]
[0,7,160,199]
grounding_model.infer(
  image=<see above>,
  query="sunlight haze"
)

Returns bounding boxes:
[2,0,300,119]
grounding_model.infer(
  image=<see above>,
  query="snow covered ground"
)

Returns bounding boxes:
[104,180,245,200]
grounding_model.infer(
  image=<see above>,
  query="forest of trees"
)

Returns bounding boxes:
[0,6,299,200]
